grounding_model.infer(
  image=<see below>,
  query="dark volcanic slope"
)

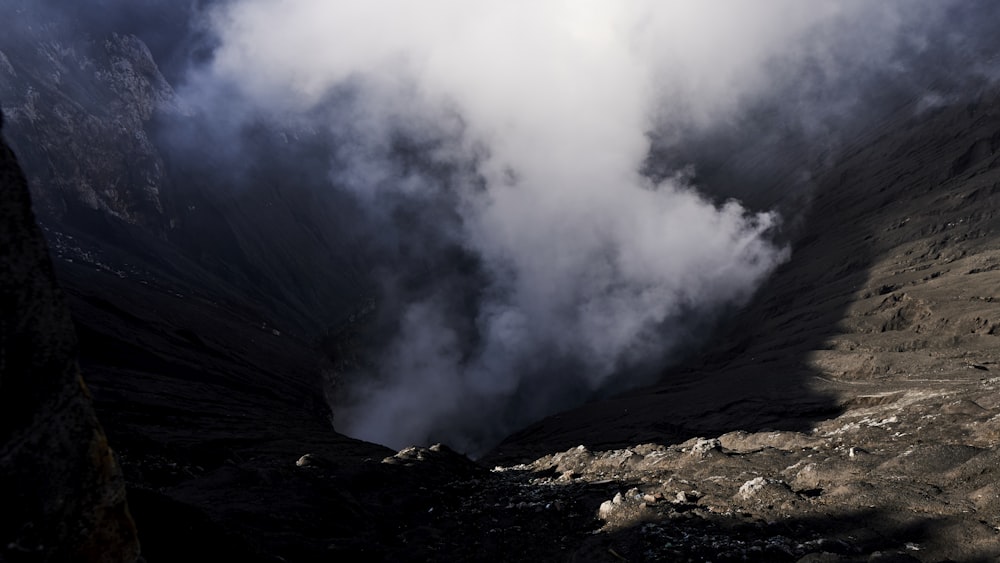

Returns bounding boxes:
[53,254,399,559]
[1,117,139,562]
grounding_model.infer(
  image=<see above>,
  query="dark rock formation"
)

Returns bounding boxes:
[0,26,174,230]
[0,114,139,561]
[0,14,371,338]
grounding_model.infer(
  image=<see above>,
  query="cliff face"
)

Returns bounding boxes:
[0,12,371,338]
[0,113,139,562]
[0,23,175,230]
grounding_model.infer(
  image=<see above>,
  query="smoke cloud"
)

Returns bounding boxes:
[7,0,1000,455]
[166,0,988,453]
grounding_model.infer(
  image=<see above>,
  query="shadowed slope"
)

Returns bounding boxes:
[0,112,140,562]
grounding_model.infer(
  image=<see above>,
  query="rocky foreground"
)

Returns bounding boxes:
[372,385,1000,561]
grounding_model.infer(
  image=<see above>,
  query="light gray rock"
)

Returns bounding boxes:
[689,437,722,457]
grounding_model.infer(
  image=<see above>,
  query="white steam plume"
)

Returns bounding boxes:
[184,1,950,453]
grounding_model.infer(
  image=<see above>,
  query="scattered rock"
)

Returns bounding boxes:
[384,444,482,474]
[941,399,989,417]
[737,477,795,503]
[598,500,616,520]
[867,551,921,563]
[295,454,332,468]
[720,430,823,453]
[796,552,844,563]
[688,437,723,457]
[848,446,869,458]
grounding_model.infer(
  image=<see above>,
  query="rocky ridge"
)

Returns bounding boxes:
[0,25,175,228]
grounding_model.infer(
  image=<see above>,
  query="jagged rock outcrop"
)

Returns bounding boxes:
[0,113,139,561]
[0,23,175,230]
[0,11,373,338]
